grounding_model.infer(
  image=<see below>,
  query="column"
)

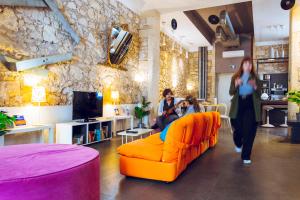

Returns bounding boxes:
[288,2,300,119]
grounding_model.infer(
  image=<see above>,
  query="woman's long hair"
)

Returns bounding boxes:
[233,57,257,80]
[186,95,200,112]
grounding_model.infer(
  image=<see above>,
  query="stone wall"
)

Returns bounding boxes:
[159,32,190,98]
[254,44,289,74]
[0,0,144,106]
[186,51,199,98]
[206,49,216,102]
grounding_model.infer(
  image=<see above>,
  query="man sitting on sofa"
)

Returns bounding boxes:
[151,88,183,131]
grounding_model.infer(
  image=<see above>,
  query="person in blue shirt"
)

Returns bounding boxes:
[229,57,260,165]
[182,95,201,116]
[160,95,201,141]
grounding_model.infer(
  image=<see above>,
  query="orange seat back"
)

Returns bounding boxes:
[202,112,214,140]
[162,114,194,163]
[191,113,208,146]
[210,112,221,146]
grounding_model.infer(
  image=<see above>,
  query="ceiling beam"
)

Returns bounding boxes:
[43,0,80,44]
[184,10,215,45]
[0,0,47,7]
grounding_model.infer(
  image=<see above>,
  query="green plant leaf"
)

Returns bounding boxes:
[0,112,15,131]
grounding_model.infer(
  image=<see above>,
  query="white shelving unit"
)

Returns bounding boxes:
[56,117,113,145]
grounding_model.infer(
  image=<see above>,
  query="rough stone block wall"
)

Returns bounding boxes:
[207,49,216,102]
[0,0,144,106]
[187,51,199,98]
[159,32,190,98]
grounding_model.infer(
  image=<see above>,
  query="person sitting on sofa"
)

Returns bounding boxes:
[182,95,201,116]
[151,88,183,131]
[160,95,200,141]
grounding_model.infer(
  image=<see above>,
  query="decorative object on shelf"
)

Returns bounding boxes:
[275,48,280,58]
[125,106,130,116]
[114,108,120,116]
[95,129,101,141]
[287,90,300,121]
[14,115,26,126]
[269,46,275,58]
[0,111,16,136]
[88,131,95,143]
[261,92,269,100]
[73,135,84,145]
[281,44,285,58]
[107,24,133,70]
[102,126,109,139]
[134,96,151,128]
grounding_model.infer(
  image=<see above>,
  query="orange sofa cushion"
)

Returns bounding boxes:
[117,133,163,162]
[191,113,208,146]
[162,114,194,163]
[119,156,177,182]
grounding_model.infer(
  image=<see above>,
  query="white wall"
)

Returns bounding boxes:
[0,105,73,126]
[217,73,233,112]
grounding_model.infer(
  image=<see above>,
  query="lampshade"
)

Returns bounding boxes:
[111,91,119,100]
[32,86,46,103]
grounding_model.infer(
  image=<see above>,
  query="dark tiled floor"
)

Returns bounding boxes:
[90,127,300,200]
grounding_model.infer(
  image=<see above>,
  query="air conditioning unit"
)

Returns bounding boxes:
[222,50,245,58]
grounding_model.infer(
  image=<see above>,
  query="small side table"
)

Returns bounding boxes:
[287,120,300,144]
[0,124,54,146]
[117,128,153,144]
[113,115,134,136]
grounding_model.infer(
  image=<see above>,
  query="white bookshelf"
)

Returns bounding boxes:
[56,117,113,145]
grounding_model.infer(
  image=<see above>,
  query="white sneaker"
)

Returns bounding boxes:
[243,160,252,164]
[235,146,242,153]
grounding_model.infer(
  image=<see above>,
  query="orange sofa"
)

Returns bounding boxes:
[117,112,221,182]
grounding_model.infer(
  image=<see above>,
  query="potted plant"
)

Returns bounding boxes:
[0,111,16,136]
[287,90,300,121]
[134,96,151,128]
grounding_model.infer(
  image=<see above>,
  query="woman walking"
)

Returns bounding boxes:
[229,57,261,164]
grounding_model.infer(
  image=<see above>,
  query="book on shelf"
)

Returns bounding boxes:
[88,131,95,143]
[102,126,109,138]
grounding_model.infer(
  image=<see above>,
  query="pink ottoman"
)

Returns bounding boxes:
[0,144,100,200]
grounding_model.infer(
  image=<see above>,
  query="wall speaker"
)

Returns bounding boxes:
[208,15,220,25]
[281,0,295,10]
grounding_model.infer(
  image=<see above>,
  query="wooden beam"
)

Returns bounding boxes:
[184,10,215,45]
[0,0,47,7]
[43,0,80,44]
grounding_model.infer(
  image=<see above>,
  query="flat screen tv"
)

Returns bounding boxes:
[73,91,103,121]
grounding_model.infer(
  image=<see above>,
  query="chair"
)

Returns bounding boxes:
[280,109,288,128]
[199,104,206,113]
[261,106,275,128]
[217,103,233,134]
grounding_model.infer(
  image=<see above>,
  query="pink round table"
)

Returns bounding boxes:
[0,144,100,200]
